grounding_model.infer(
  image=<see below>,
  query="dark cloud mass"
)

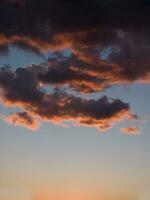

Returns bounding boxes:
[0,0,148,130]
[0,0,150,52]
[0,67,135,130]
[34,53,150,93]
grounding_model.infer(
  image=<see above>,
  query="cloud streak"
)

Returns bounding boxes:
[121,127,140,135]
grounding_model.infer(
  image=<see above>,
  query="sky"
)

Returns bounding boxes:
[0,0,150,200]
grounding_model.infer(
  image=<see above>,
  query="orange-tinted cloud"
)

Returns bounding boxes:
[4,112,40,130]
[28,52,150,94]
[121,127,140,135]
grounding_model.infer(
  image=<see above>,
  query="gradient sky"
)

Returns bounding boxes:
[0,1,150,200]
[0,49,150,200]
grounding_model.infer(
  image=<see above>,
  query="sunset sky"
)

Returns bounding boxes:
[0,0,150,200]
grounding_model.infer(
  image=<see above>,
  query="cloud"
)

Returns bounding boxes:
[0,66,136,131]
[0,0,148,131]
[0,0,150,55]
[0,0,150,88]
[30,52,150,94]
[121,127,140,135]
[4,112,40,130]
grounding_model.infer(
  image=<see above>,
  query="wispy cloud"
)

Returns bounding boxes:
[121,127,140,135]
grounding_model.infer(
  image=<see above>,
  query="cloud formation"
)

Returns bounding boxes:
[30,52,150,94]
[0,67,136,131]
[0,0,150,90]
[0,0,150,56]
[0,0,149,131]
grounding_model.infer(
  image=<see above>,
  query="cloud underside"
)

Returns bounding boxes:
[0,0,149,131]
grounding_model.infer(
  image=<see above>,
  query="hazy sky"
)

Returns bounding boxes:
[0,1,150,200]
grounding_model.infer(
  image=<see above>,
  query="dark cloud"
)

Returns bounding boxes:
[0,0,150,82]
[0,66,135,130]
[27,52,150,93]
[0,0,148,130]
[0,0,150,53]
[0,66,43,105]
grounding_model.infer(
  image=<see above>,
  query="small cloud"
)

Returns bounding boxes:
[121,126,140,135]
[4,112,40,131]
